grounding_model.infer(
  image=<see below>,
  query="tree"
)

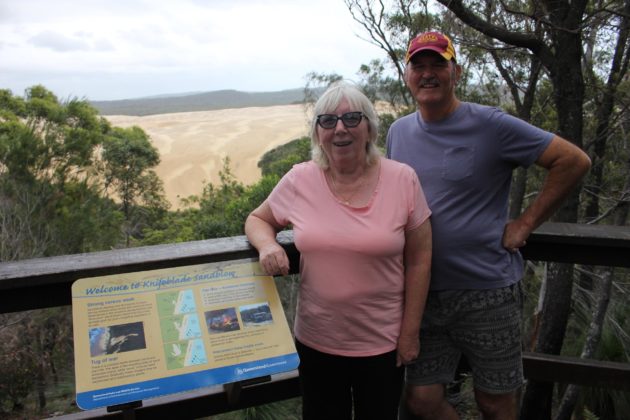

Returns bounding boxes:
[101,126,169,245]
[0,85,122,258]
[582,0,630,224]
[258,137,311,178]
[553,4,630,418]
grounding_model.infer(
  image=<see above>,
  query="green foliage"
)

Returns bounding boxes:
[0,85,175,417]
[102,126,162,210]
[377,112,396,150]
[140,208,199,244]
[224,174,280,232]
[358,59,405,105]
[194,158,279,239]
[0,89,26,117]
[258,137,311,178]
[101,125,169,245]
[49,182,124,254]
[142,156,282,244]
[195,157,246,238]
[140,131,312,245]
[0,86,127,258]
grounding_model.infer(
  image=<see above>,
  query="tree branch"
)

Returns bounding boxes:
[436,0,559,70]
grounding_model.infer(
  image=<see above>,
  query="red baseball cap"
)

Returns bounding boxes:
[406,31,456,63]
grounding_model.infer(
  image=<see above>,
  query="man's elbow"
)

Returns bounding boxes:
[573,149,592,179]
[557,140,592,180]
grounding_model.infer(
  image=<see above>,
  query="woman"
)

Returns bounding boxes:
[245,82,432,419]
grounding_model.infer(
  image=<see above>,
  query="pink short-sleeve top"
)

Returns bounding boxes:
[267,157,431,356]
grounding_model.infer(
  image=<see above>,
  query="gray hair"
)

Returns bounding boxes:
[309,81,381,169]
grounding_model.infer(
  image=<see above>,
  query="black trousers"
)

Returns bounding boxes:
[296,339,404,420]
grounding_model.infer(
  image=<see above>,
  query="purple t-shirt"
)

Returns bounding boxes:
[387,102,553,290]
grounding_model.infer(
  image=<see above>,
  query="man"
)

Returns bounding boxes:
[387,31,591,420]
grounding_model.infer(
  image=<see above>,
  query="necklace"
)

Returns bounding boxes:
[328,171,364,205]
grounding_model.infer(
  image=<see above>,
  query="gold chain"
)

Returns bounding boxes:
[329,172,364,205]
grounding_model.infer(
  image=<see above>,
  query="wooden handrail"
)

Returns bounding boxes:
[2,223,630,314]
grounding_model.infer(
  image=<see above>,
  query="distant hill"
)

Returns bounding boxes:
[91,88,308,116]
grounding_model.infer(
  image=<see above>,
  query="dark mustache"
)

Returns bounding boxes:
[419,78,439,87]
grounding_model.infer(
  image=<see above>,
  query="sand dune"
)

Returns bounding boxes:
[106,104,312,209]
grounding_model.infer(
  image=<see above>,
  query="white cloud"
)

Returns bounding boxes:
[0,0,384,100]
[29,30,91,52]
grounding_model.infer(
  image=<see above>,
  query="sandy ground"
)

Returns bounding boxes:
[106,104,311,209]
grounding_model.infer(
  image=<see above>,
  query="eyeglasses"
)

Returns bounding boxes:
[316,112,365,129]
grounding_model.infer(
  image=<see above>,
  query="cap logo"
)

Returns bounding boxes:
[419,34,439,43]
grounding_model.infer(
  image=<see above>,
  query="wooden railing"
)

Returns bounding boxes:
[1,222,629,419]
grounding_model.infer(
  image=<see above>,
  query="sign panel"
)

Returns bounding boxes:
[72,259,299,410]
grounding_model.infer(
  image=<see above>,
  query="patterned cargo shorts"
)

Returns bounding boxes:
[406,283,524,394]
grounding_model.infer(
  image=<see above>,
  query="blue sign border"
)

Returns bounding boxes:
[77,352,300,409]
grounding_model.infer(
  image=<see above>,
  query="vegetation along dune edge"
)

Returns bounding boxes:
[106,104,311,208]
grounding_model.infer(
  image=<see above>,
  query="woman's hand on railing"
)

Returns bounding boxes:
[258,242,290,276]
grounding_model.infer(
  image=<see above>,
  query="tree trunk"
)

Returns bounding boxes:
[555,6,630,416]
[554,151,630,420]
[36,357,46,410]
[554,267,611,420]
[519,1,587,415]
[521,263,575,420]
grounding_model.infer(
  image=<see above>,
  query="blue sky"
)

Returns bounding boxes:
[0,0,384,101]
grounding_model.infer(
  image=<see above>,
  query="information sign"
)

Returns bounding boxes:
[71,259,299,410]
